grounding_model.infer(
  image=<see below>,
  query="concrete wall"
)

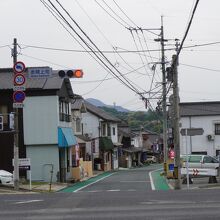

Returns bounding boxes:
[23,96,59,145]
[26,145,59,182]
[180,115,220,156]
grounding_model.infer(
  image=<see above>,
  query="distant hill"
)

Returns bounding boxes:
[86,98,130,112]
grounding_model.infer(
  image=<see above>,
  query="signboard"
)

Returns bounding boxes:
[168,163,174,171]
[28,67,52,78]
[180,128,204,136]
[13,158,31,170]
[13,91,26,103]
[13,61,26,74]
[14,73,25,86]
[13,103,24,108]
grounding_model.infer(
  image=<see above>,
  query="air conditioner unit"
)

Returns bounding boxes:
[207,134,215,141]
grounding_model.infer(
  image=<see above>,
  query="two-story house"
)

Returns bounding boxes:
[179,101,220,157]
[71,97,121,171]
[0,67,77,183]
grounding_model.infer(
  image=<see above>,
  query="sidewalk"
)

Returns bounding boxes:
[0,170,105,194]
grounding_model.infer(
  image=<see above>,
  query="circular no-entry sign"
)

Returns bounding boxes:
[13,61,26,73]
[13,91,26,103]
[14,73,26,86]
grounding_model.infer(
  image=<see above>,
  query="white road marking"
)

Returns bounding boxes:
[15,199,43,204]
[120,181,151,183]
[73,173,115,193]
[149,168,163,190]
[107,189,120,192]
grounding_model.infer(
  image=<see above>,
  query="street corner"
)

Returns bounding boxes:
[149,168,171,191]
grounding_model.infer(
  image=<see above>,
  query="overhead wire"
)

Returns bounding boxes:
[100,0,131,28]
[44,0,146,98]
[94,0,128,28]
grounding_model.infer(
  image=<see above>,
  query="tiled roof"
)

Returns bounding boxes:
[180,102,220,116]
[0,68,74,97]
[84,101,121,122]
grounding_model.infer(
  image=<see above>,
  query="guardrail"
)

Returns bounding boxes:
[181,167,219,184]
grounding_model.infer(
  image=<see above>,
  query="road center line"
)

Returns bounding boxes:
[15,200,43,204]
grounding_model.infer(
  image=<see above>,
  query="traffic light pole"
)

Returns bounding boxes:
[12,38,19,190]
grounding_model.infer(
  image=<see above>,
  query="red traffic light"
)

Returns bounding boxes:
[58,69,83,78]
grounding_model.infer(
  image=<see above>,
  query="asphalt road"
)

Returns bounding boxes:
[1,166,220,220]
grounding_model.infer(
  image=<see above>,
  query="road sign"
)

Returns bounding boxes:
[14,73,26,86]
[13,158,31,170]
[13,61,26,73]
[13,86,26,91]
[180,128,204,136]
[28,67,52,78]
[13,103,24,108]
[13,91,25,103]
[193,169,199,176]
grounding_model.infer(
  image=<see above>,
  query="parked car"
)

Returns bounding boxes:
[214,155,220,162]
[145,155,157,164]
[181,154,219,169]
[0,170,13,186]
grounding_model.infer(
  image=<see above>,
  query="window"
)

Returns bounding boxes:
[112,127,116,136]
[215,123,220,135]
[75,118,81,133]
[102,123,106,136]
[59,100,71,122]
[107,125,111,136]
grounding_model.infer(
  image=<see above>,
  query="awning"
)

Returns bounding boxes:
[58,127,77,147]
[99,137,114,151]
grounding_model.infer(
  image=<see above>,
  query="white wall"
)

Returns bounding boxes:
[26,145,59,182]
[23,96,59,145]
[82,112,100,138]
[180,115,220,156]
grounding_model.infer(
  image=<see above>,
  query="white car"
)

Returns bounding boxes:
[0,170,13,186]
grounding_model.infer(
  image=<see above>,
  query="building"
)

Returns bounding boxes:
[179,102,220,157]
[0,67,77,182]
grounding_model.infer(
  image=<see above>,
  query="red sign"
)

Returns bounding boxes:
[169,150,175,159]
[13,61,26,73]
[14,73,26,86]
[13,91,26,103]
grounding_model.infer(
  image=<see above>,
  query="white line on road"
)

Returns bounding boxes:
[107,189,120,192]
[120,181,151,183]
[149,168,163,191]
[15,199,43,204]
[73,173,115,193]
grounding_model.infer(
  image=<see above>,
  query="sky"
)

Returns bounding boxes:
[1,0,220,111]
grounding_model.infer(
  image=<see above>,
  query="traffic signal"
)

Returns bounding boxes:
[58,69,83,78]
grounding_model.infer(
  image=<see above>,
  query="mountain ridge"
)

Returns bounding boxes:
[86,98,130,112]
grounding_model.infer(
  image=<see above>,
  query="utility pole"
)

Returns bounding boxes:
[160,17,168,174]
[12,38,19,190]
[155,17,168,173]
[173,40,181,189]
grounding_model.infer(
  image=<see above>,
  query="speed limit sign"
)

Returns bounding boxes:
[14,73,26,86]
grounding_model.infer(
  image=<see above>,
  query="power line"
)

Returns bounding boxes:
[176,0,200,59]
[112,0,138,28]
[101,0,131,27]
[94,0,128,28]
[43,0,146,98]
[20,40,220,54]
